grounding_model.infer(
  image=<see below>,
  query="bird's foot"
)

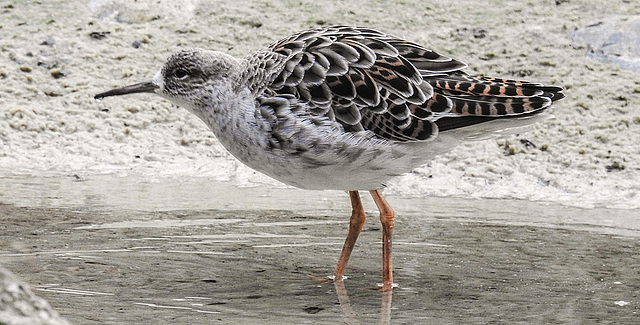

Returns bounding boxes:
[376,282,398,291]
[328,274,348,282]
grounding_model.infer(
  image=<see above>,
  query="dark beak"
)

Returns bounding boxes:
[94,81,159,100]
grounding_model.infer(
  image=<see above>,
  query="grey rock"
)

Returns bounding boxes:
[572,16,640,71]
[0,266,72,325]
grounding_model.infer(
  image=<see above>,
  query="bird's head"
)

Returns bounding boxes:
[95,48,240,111]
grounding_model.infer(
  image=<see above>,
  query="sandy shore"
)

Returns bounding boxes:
[0,0,638,208]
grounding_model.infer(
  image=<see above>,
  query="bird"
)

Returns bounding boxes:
[95,25,564,291]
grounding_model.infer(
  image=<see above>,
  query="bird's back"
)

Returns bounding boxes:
[242,25,564,145]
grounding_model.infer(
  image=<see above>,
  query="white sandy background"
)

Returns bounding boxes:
[0,0,639,209]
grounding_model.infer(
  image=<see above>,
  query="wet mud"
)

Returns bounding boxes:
[1,177,638,324]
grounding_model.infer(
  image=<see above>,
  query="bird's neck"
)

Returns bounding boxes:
[187,83,268,162]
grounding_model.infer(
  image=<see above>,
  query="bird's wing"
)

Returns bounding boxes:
[246,26,563,142]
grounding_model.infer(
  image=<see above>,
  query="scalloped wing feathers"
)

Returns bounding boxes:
[246,26,563,142]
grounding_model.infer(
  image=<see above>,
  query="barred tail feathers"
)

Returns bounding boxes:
[425,73,563,132]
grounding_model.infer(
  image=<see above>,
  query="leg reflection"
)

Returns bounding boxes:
[333,280,393,325]
[380,289,392,325]
[334,280,358,325]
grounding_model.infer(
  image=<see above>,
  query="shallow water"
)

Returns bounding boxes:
[1,174,639,324]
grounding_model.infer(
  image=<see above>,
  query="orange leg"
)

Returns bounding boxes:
[334,190,367,281]
[370,190,396,291]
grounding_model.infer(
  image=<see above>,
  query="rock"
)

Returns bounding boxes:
[572,16,640,71]
[0,266,72,325]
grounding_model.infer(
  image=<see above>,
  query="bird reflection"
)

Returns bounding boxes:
[333,280,392,325]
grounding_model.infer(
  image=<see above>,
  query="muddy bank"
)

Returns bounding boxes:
[1,178,639,324]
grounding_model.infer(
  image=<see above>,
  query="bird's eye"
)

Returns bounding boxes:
[173,68,189,80]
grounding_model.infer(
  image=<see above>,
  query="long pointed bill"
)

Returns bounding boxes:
[94,81,158,100]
